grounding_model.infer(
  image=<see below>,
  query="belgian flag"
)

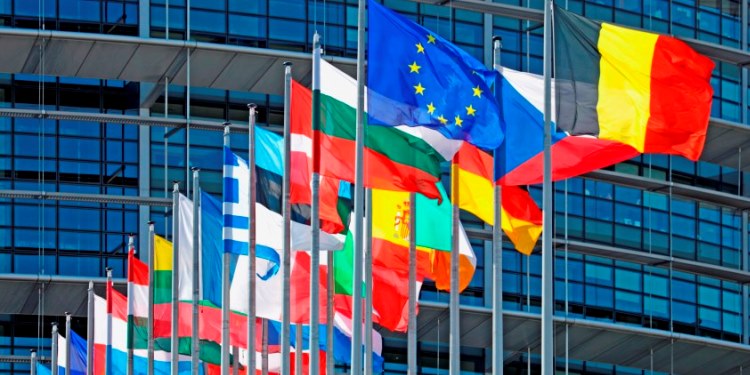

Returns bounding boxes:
[554,6,715,161]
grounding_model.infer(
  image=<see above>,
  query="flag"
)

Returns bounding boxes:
[493,67,641,186]
[371,185,477,292]
[221,148,345,256]
[127,250,149,352]
[333,220,426,332]
[554,6,713,161]
[106,282,196,374]
[37,363,52,375]
[57,330,87,375]
[366,0,503,150]
[290,60,463,201]
[93,295,107,375]
[454,143,543,255]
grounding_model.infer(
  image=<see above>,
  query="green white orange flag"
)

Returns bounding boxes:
[453,142,543,255]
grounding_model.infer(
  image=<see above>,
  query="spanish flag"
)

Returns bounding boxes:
[455,143,542,255]
[554,6,714,161]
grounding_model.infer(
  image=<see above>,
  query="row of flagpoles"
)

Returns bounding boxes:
[29,0,718,372]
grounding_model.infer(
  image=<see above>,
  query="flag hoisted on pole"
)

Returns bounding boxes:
[147,221,155,375]
[248,103,258,375]
[125,235,135,375]
[491,36,504,375]
[171,181,181,375]
[281,61,294,375]
[309,31,322,375]
[541,0,554,373]
[191,168,201,375]
[221,123,231,375]
[87,280,95,375]
[407,192,417,375]
[352,0,366,370]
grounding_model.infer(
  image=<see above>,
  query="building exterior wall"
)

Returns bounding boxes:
[0,0,747,373]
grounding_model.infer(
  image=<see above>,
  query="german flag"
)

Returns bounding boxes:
[555,6,714,161]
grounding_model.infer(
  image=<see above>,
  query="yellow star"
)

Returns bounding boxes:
[465,104,476,116]
[414,82,425,95]
[437,115,448,125]
[427,34,436,44]
[416,43,425,54]
[454,115,463,127]
[408,61,421,73]
[472,85,483,98]
[427,102,436,115]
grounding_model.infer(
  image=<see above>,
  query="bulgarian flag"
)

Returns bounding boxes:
[290,59,463,202]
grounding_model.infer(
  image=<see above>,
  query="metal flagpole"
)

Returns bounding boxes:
[364,189,373,375]
[248,103,258,375]
[51,323,58,375]
[147,222,156,375]
[295,324,303,374]
[352,0,366,370]
[106,267,113,374]
[541,0,555,373]
[491,36,504,375]
[127,235,135,375]
[326,249,334,375]
[87,280,95,375]
[232,346,239,375]
[449,155,460,375]
[171,181,181,375]
[222,124,231,375]
[407,193,417,375]
[310,31,322,375]
[281,61,294,375]
[192,168,201,375]
[31,349,37,375]
[262,319,269,375]
[65,313,72,375]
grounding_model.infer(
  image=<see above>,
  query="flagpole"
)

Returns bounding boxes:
[51,323,58,375]
[449,156,460,375]
[310,31,322,375]
[262,319,269,375]
[364,188,373,375]
[171,181,181,375]
[106,267,113,375]
[192,168,201,375]
[491,36,504,375]
[351,0,366,370]
[295,324,303,374]
[127,235,135,375]
[147,221,156,375]
[247,103,258,375]
[326,249,334,375]
[232,346,239,375]
[407,192,417,375]
[222,124,231,375]
[87,280,95,375]
[65,313,71,375]
[541,0,555,374]
[281,61,294,375]
[30,349,37,375]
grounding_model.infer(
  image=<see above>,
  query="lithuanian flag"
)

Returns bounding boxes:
[454,143,542,255]
[554,6,714,161]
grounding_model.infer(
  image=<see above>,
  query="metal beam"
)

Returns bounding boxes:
[0,273,126,285]
[0,189,172,206]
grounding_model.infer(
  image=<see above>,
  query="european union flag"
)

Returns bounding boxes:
[367,0,503,150]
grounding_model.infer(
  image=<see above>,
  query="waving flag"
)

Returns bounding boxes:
[555,6,713,161]
[58,330,87,375]
[367,0,502,150]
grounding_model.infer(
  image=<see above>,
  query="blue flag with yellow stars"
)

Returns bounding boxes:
[367,0,503,150]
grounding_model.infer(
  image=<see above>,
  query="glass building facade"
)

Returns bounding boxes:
[0,0,749,373]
